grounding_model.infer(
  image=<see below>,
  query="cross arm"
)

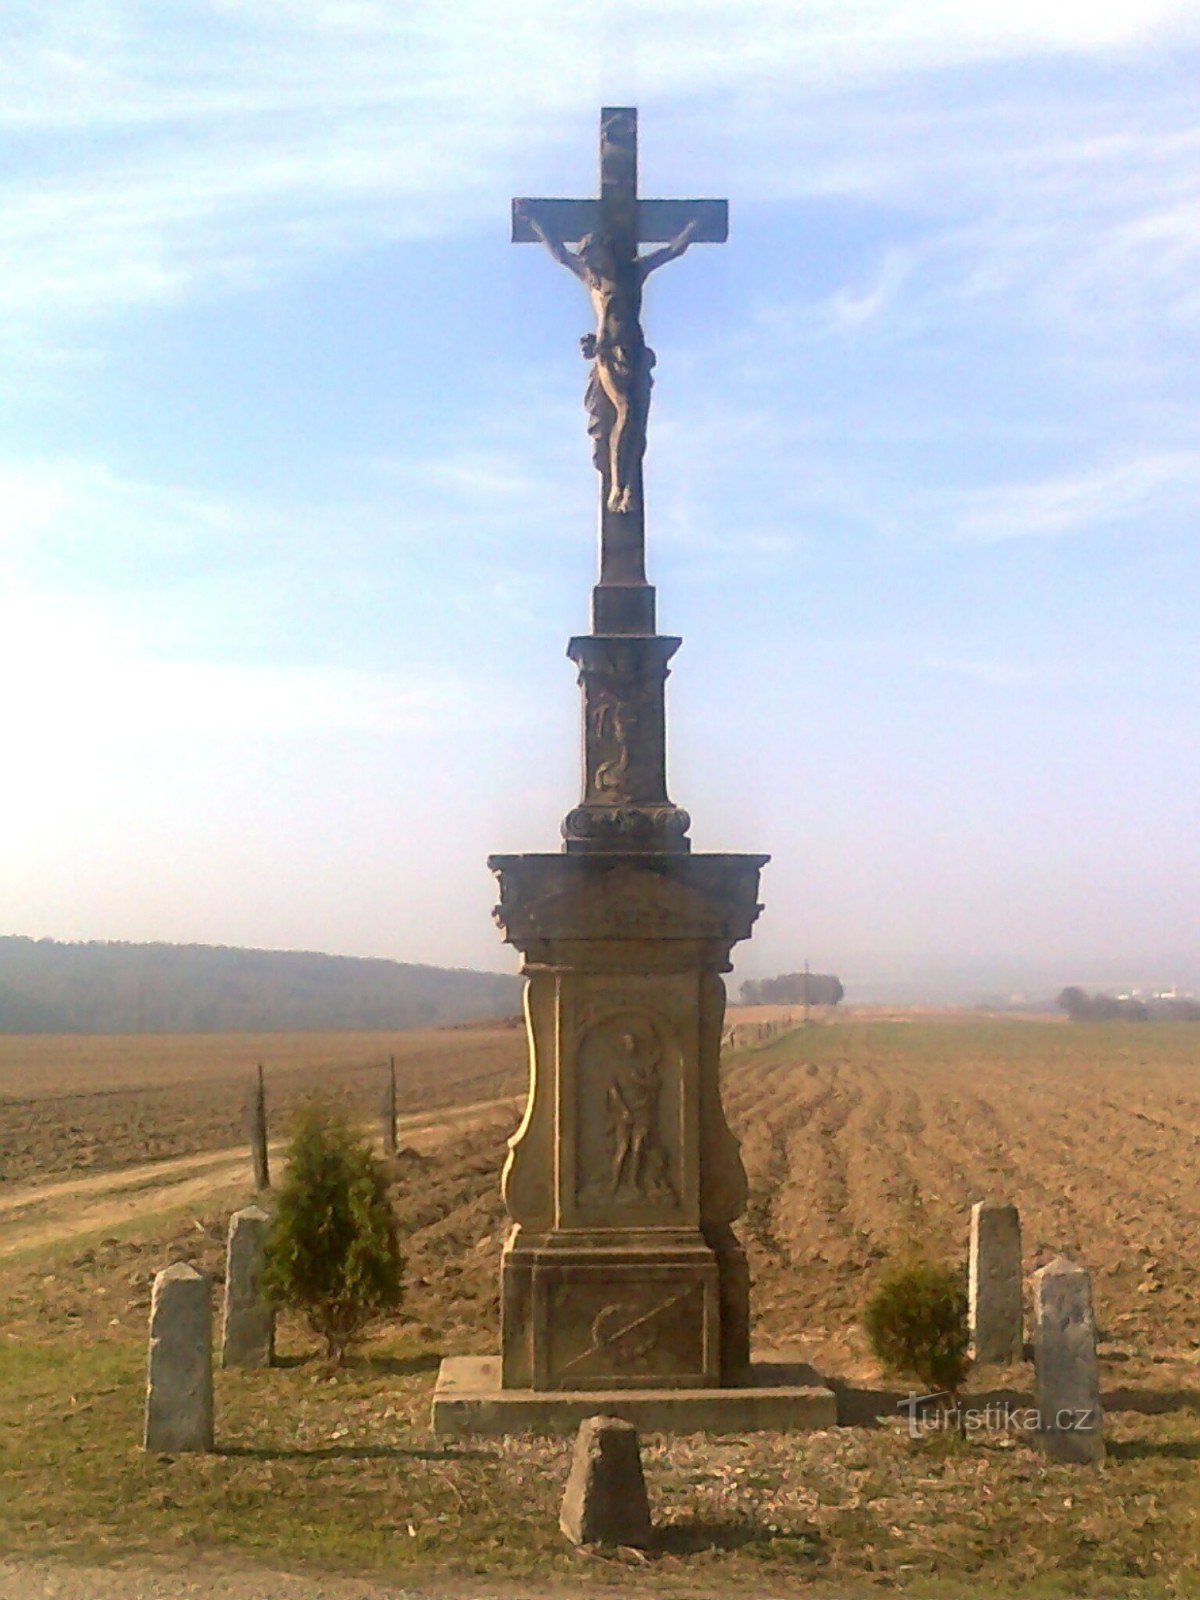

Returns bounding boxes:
[638,199,728,244]
[511,197,728,245]
[511,199,600,244]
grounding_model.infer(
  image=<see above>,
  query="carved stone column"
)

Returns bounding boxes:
[563,634,691,854]
[491,852,764,1390]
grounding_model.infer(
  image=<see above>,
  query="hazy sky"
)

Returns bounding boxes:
[3,2,1197,997]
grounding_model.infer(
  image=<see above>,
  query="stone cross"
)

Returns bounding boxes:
[437,107,772,1431]
[513,106,727,635]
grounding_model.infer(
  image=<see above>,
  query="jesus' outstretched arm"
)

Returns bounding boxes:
[514,201,587,283]
[637,213,702,280]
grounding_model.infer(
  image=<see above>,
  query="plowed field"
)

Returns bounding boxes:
[721,1018,1200,1378]
[3,1013,1197,1385]
[0,1024,525,1187]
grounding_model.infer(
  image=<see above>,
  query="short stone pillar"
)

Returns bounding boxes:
[221,1205,274,1368]
[969,1200,1023,1364]
[1032,1256,1104,1464]
[560,1415,653,1547]
[143,1262,214,1453]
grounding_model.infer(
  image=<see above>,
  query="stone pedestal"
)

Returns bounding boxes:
[490,852,763,1393]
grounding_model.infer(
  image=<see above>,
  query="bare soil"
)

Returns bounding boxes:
[0,1025,525,1188]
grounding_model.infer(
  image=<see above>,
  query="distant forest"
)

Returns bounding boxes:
[1057,986,1200,1023]
[739,972,844,1007]
[0,938,523,1034]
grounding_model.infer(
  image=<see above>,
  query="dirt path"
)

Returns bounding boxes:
[0,1557,409,1600]
[0,1555,577,1600]
[0,1095,521,1259]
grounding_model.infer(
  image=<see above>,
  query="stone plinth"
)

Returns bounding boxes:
[433,1356,837,1438]
[1033,1256,1104,1464]
[969,1199,1023,1365]
[489,852,764,1395]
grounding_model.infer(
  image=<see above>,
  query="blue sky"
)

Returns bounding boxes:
[2,2,1197,999]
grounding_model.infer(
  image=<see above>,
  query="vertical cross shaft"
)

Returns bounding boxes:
[597,107,647,608]
[600,107,638,262]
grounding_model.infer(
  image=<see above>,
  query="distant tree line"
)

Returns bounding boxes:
[1057,986,1200,1023]
[0,937,522,1034]
[740,972,844,1007]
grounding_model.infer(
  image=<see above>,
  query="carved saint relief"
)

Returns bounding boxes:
[577,1008,678,1211]
[606,1028,676,1203]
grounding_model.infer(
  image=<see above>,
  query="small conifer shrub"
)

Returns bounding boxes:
[263,1101,404,1364]
[863,1256,970,1401]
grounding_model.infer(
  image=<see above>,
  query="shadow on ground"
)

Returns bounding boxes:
[1107,1437,1200,1461]
[653,1518,823,1557]
[262,1350,442,1377]
[219,1443,497,1462]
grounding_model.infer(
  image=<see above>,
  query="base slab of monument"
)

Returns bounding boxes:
[431,1354,837,1438]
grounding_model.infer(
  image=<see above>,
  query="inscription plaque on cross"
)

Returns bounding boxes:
[513,106,727,638]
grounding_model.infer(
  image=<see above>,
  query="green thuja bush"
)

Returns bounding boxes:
[263,1102,404,1364]
[864,1256,970,1400]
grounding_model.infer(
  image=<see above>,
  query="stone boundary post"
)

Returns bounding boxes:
[221,1205,274,1368]
[560,1415,653,1547]
[1033,1256,1104,1464]
[969,1199,1023,1364]
[143,1262,214,1452]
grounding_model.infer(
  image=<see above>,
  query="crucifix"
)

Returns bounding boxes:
[513,107,727,631]
[433,106,779,1430]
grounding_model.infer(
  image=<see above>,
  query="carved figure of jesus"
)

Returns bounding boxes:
[515,203,699,514]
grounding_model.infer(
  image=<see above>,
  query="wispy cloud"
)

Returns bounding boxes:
[2,2,1197,355]
[948,453,1200,543]
[0,458,264,554]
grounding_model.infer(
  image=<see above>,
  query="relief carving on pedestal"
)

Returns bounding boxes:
[589,673,634,798]
[557,1284,700,1379]
[581,640,664,805]
[576,1006,680,1212]
[545,1275,706,1385]
[607,1025,677,1204]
